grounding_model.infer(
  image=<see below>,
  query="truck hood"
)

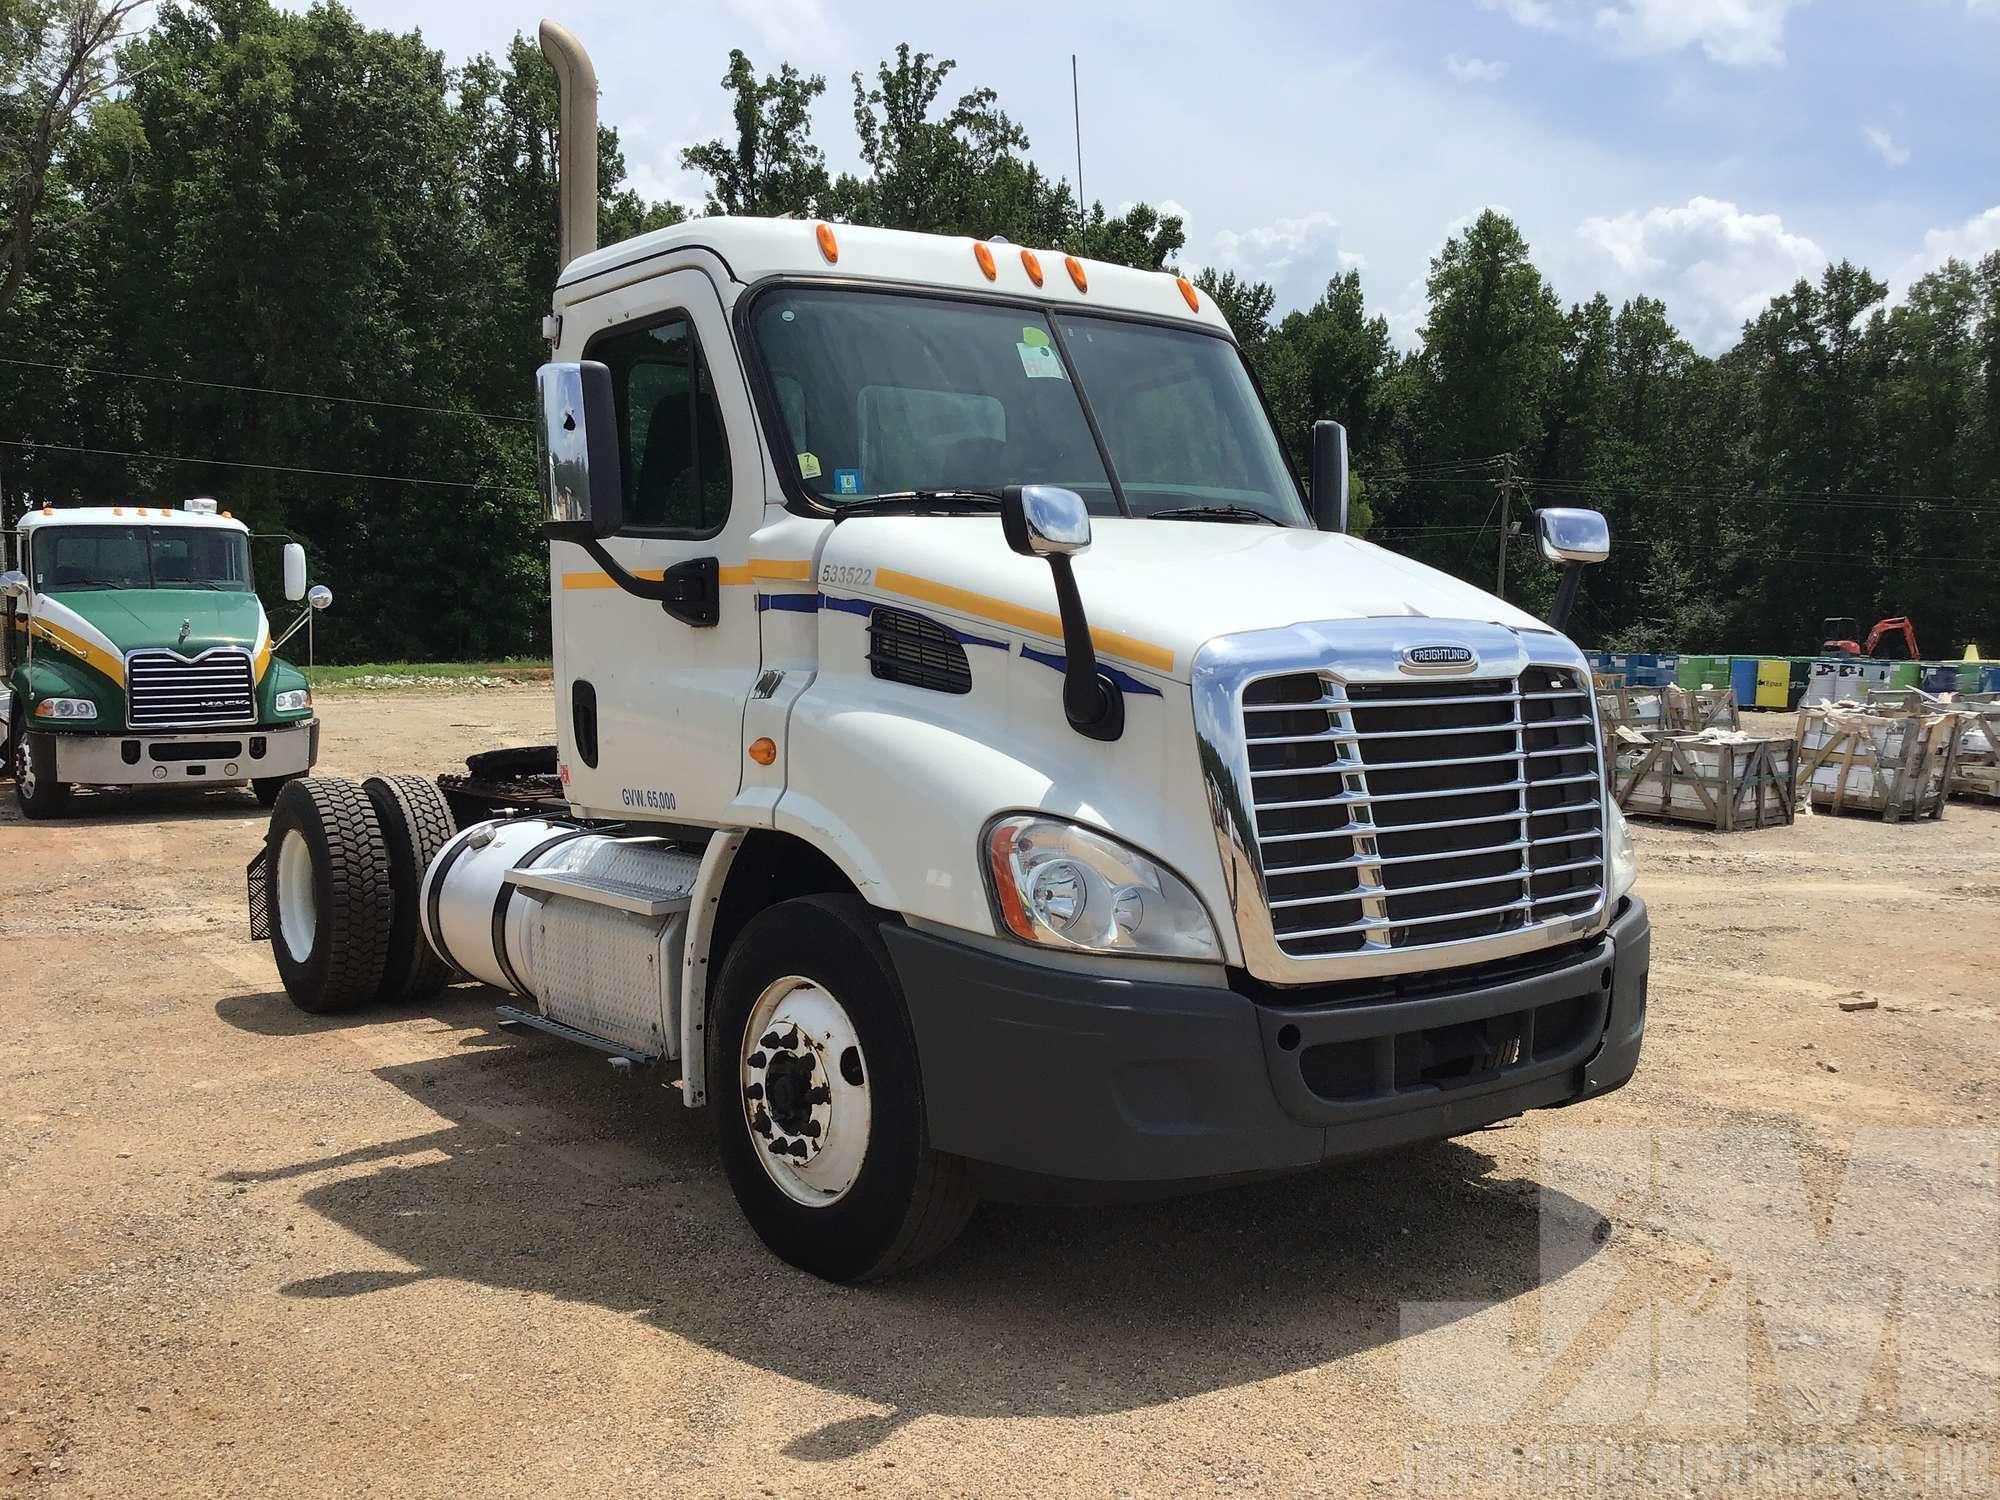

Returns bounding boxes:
[821,517,1553,681]
[42,588,265,656]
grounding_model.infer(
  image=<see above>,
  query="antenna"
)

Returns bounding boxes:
[1071,54,1084,223]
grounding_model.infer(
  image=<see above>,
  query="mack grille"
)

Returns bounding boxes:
[125,648,256,729]
[1241,667,1604,959]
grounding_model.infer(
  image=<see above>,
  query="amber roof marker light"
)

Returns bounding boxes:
[1066,256,1088,292]
[1020,248,1044,286]
[815,222,839,264]
[972,241,997,280]
[1177,275,1200,312]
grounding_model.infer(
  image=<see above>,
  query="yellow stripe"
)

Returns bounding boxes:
[255,641,273,681]
[873,568,1175,675]
[560,556,813,591]
[31,619,125,686]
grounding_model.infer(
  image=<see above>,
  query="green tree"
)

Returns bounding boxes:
[680,50,828,217]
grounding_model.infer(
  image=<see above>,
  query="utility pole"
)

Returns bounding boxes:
[1495,455,1517,601]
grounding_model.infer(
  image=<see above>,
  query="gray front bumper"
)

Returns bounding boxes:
[53,721,316,786]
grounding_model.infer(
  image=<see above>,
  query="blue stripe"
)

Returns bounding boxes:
[756,592,821,613]
[1019,643,1164,698]
[818,594,1007,649]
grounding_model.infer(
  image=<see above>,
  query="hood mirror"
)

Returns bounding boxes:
[1000,485,1121,742]
[1001,483,1091,557]
[1535,507,1610,633]
[1310,420,1349,533]
[307,584,333,610]
[0,570,27,603]
[1536,507,1610,566]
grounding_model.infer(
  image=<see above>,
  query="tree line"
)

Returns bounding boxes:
[4,0,1996,662]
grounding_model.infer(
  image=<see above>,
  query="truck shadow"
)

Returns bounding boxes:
[0,784,266,826]
[215,987,1609,1459]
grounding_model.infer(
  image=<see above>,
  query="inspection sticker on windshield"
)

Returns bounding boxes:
[832,467,863,495]
[797,452,822,479]
[1017,334,1066,380]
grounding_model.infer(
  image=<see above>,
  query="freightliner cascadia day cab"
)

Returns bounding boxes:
[1,499,332,818]
[246,21,1648,1282]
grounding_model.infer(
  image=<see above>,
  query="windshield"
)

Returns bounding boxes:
[31,525,253,592]
[749,287,1308,524]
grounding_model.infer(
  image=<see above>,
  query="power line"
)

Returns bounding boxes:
[1389,470,2000,516]
[1,438,531,494]
[0,355,532,425]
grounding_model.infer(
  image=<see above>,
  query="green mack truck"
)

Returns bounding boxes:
[1,498,331,818]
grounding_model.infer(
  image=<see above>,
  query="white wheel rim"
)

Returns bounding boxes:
[276,828,317,964]
[17,739,35,799]
[741,975,871,1208]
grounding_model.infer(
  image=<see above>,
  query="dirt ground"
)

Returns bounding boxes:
[2,690,1996,1498]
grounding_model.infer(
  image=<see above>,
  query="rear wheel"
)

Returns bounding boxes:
[263,776,392,1013]
[14,730,70,819]
[363,774,458,1002]
[711,895,976,1282]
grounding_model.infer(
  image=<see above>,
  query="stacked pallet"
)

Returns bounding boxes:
[1665,685,1740,733]
[1946,693,1999,802]
[1795,702,1967,821]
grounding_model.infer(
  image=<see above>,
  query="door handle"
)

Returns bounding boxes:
[660,556,719,628]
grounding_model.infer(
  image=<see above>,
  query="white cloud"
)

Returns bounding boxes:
[1862,124,1909,168]
[1576,195,1824,351]
[716,0,839,59]
[1594,0,1803,67]
[1446,53,1511,82]
[1476,0,1557,28]
[1211,210,1359,279]
[1899,206,2000,289]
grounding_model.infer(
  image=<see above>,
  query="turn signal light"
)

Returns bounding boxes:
[815,222,839,264]
[1066,256,1088,292]
[1020,249,1044,286]
[972,241,997,280]
[748,737,778,766]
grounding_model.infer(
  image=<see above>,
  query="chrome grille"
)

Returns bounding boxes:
[1241,667,1604,961]
[125,648,256,729]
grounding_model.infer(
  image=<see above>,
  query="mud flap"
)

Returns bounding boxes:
[246,846,271,941]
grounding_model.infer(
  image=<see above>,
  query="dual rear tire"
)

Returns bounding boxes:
[263,774,457,1012]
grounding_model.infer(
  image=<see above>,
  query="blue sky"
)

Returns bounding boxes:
[285,0,2000,353]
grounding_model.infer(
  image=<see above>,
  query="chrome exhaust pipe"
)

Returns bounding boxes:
[538,19,598,269]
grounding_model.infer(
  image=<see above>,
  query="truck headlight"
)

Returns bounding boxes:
[983,815,1221,961]
[1607,801,1638,902]
[274,689,312,713]
[33,697,96,721]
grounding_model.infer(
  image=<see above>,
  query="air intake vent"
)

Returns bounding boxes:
[868,608,971,694]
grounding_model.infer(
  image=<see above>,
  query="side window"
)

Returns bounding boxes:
[592,315,734,534]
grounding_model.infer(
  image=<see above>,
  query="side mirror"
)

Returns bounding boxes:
[1536,507,1610,566]
[1000,484,1120,742]
[1310,420,1349,533]
[282,542,308,602]
[1000,483,1091,558]
[0,569,27,603]
[1536,507,1610,633]
[536,360,623,540]
[307,584,332,611]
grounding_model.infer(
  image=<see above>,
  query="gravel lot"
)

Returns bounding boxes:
[3,689,1996,1498]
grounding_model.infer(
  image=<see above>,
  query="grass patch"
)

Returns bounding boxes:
[307,660,552,693]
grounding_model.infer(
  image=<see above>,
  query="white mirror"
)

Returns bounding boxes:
[1536,507,1610,566]
[307,584,332,611]
[0,569,27,603]
[282,542,308,602]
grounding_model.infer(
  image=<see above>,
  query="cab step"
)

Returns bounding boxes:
[494,1004,660,1065]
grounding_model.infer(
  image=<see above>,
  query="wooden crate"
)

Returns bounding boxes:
[1610,733,1797,831]
[1665,685,1740,733]
[1795,704,1966,821]
[1596,682,1669,737]
[1945,693,1999,801]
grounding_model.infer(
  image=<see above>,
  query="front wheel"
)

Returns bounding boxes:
[14,730,71,819]
[711,895,976,1282]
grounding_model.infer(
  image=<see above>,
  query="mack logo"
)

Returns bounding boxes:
[1401,644,1477,671]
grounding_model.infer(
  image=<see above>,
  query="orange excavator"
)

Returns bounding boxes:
[1821,615,1921,658]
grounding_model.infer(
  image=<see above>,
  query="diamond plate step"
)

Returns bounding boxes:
[503,865,694,916]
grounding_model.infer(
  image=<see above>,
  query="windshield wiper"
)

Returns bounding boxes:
[1144,504,1283,526]
[830,488,1004,521]
[45,578,129,589]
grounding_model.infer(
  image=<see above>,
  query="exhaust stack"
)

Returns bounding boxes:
[538,20,598,269]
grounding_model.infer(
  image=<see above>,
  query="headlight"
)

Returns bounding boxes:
[33,696,96,721]
[274,688,312,713]
[983,815,1221,961]
[1607,801,1638,902]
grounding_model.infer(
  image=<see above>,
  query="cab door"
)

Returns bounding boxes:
[552,268,764,825]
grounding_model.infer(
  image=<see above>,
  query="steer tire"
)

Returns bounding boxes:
[363,774,458,1004]
[710,894,978,1283]
[14,729,71,819]
[264,776,393,1014]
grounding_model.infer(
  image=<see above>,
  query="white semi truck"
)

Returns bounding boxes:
[247,21,1647,1281]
